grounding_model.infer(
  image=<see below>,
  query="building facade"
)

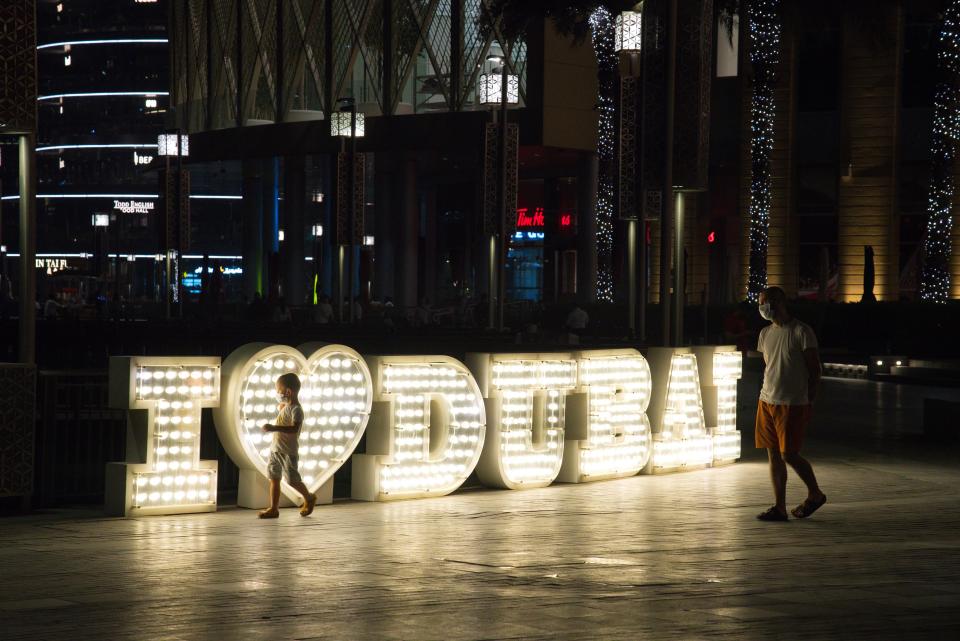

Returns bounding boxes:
[169,0,606,312]
[163,0,960,314]
[30,0,169,297]
[722,0,960,302]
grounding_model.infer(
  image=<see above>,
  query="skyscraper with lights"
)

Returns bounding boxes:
[33,0,167,288]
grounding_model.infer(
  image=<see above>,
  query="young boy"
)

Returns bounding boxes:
[259,372,317,518]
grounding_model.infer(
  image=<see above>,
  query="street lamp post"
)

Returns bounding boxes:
[332,100,364,324]
[479,43,518,332]
[158,131,189,319]
[311,224,323,304]
[113,212,121,318]
[661,0,678,346]
[614,6,644,340]
[91,214,109,282]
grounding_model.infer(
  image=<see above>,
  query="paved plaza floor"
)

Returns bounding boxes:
[2,376,959,640]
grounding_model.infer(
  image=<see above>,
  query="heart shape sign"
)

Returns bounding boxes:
[214,342,373,508]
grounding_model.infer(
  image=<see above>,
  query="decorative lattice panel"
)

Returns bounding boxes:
[619,76,639,220]
[0,365,36,498]
[0,0,37,133]
[337,152,366,245]
[482,122,518,235]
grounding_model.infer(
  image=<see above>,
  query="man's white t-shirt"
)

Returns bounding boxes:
[272,403,304,456]
[758,318,818,406]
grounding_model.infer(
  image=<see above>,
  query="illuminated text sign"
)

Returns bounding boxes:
[105,356,221,516]
[107,346,742,515]
[113,199,154,214]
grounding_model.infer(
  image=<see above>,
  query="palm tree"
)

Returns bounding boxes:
[483,1,636,303]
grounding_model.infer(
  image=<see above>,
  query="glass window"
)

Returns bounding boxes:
[716,14,738,78]
[798,28,840,112]
[902,19,939,109]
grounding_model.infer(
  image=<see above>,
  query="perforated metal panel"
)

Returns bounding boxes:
[0,365,36,498]
[0,0,37,134]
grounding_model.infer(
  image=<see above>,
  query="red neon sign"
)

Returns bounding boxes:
[516,207,545,228]
[514,208,575,230]
[707,231,716,244]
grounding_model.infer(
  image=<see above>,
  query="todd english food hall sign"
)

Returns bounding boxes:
[113,199,155,214]
[104,343,742,516]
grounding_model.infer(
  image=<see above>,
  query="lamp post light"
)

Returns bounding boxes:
[614,10,643,54]
[332,98,362,324]
[126,254,136,300]
[614,5,644,340]
[91,213,109,281]
[153,253,163,303]
[311,224,323,305]
[480,42,518,332]
[157,130,189,319]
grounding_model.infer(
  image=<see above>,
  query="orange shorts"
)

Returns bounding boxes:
[755,400,810,453]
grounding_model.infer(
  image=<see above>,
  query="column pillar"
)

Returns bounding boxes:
[395,154,419,308]
[576,152,598,304]
[282,155,306,305]
[18,134,36,364]
[373,153,396,301]
[241,159,264,300]
[423,183,438,304]
[262,158,279,299]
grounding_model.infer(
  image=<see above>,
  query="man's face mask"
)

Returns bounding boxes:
[758,302,774,321]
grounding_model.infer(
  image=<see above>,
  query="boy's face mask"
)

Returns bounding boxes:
[276,389,290,403]
[758,302,774,321]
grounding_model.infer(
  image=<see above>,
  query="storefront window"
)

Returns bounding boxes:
[795,26,840,299]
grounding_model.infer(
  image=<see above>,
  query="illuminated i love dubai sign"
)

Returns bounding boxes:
[105,344,742,516]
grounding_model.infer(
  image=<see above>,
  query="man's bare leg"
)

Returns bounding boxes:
[783,452,825,503]
[768,448,788,516]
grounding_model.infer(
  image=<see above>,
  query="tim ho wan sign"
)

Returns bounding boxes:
[105,343,742,516]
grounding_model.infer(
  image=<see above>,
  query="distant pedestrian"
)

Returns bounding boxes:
[0,276,13,321]
[258,373,317,519]
[247,292,266,322]
[43,294,62,320]
[313,294,334,324]
[415,297,432,327]
[271,297,292,323]
[754,286,827,521]
[564,304,589,344]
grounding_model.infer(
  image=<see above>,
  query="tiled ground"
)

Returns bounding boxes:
[2,376,959,640]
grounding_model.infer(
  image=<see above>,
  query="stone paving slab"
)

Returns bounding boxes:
[1,378,959,640]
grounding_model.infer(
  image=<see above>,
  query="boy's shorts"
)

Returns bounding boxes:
[755,400,810,453]
[267,451,302,484]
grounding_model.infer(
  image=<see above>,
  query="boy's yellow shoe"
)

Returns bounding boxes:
[300,493,317,517]
[258,508,279,519]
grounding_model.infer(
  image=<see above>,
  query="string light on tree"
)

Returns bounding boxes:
[921,0,960,303]
[590,6,617,303]
[745,0,781,302]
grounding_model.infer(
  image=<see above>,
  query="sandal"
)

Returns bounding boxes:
[300,493,317,517]
[756,506,789,521]
[791,494,827,519]
[258,509,279,519]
